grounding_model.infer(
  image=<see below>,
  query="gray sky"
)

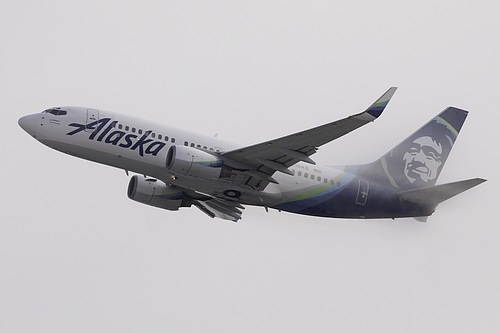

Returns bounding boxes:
[1,1,498,332]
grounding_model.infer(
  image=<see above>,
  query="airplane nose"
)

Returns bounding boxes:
[18,114,39,136]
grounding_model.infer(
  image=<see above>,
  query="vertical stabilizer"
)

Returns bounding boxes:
[361,107,468,191]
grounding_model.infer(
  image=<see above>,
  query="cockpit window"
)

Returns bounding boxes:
[43,108,67,116]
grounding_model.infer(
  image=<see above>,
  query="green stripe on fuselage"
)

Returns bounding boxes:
[286,171,347,203]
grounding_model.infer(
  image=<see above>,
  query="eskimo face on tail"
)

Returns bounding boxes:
[366,108,467,191]
[390,117,456,188]
[403,136,442,184]
[396,121,453,187]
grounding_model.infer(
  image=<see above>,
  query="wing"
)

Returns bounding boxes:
[221,87,397,190]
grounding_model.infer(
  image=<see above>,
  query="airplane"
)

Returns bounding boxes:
[18,87,486,222]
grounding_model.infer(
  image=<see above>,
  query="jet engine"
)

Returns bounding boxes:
[127,175,192,211]
[166,145,232,179]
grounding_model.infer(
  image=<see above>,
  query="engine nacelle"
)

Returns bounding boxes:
[166,145,228,179]
[127,175,191,211]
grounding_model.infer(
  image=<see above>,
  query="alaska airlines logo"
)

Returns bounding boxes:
[67,118,166,157]
[379,116,456,189]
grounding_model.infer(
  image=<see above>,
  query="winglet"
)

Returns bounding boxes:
[365,87,398,118]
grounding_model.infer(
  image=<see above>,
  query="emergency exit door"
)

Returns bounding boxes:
[85,109,99,132]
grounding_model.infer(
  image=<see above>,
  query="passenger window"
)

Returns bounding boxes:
[311,175,315,180]
[298,171,302,176]
[191,143,195,147]
[151,133,155,138]
[125,126,129,131]
[317,176,321,181]
[171,138,175,143]
[184,141,188,146]
[324,178,328,183]
[330,179,335,185]
[197,144,201,148]
[132,128,136,133]
[304,173,308,178]
[203,146,207,149]
[165,136,169,142]
[138,129,143,135]
[158,134,162,140]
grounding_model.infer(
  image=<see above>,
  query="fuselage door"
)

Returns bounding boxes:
[356,179,369,205]
[85,109,99,132]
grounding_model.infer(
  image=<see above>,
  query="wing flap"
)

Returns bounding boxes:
[193,198,245,222]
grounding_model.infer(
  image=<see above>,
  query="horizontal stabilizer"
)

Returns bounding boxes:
[396,178,486,206]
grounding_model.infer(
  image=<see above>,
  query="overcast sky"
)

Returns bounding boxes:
[1,1,499,332]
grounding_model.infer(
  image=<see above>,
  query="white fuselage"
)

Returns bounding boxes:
[19,107,349,207]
